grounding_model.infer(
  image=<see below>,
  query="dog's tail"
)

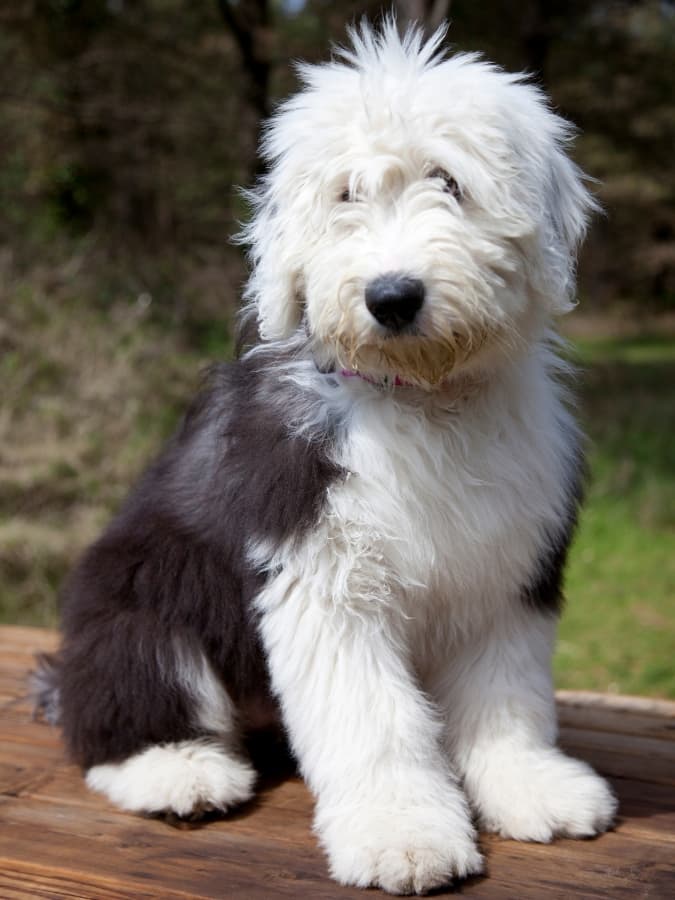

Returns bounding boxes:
[31,652,62,725]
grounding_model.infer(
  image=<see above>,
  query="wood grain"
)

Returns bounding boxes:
[1,626,674,898]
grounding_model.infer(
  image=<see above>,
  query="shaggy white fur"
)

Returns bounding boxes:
[241,19,615,893]
[241,21,597,390]
[86,740,256,817]
[77,18,617,896]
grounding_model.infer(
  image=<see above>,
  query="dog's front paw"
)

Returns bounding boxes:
[468,748,617,842]
[318,798,483,895]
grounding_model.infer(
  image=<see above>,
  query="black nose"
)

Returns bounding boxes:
[365,273,425,332]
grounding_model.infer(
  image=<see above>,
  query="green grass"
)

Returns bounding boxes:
[554,335,675,697]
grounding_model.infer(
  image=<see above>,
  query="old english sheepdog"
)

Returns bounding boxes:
[40,21,617,895]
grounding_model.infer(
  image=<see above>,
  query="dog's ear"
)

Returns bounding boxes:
[546,149,595,256]
[528,94,600,313]
[240,187,305,342]
[540,136,600,312]
[501,77,599,314]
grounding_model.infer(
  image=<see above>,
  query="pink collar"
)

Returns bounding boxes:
[340,369,413,388]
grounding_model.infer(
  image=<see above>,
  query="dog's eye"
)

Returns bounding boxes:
[428,168,462,202]
[339,187,351,202]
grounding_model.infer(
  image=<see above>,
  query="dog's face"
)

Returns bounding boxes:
[243,24,596,388]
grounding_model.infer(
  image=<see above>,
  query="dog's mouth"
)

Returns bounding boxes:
[308,278,516,390]
[329,325,492,390]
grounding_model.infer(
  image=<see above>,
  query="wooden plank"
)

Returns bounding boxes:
[557,690,675,745]
[471,833,675,900]
[0,625,56,649]
[1,625,674,899]
[0,802,363,899]
[0,862,199,900]
[560,726,675,786]
[2,789,674,900]
[557,690,675,717]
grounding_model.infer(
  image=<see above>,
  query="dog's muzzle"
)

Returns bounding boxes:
[365,273,425,332]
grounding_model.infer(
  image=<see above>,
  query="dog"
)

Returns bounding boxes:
[39,20,617,895]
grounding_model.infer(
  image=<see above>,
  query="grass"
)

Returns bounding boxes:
[555,333,675,697]
[1,283,673,697]
[0,273,232,626]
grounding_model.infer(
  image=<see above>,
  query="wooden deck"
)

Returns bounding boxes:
[1,626,674,899]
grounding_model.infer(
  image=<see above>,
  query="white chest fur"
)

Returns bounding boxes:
[255,344,578,653]
[318,346,578,636]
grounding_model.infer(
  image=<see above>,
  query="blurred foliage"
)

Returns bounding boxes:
[0,0,673,312]
[0,264,216,625]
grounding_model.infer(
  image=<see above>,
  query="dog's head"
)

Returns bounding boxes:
[241,21,597,388]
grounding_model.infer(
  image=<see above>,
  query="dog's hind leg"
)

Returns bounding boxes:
[57,621,256,819]
[85,738,255,819]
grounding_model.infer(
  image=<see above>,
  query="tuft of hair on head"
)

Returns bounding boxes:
[332,13,449,77]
